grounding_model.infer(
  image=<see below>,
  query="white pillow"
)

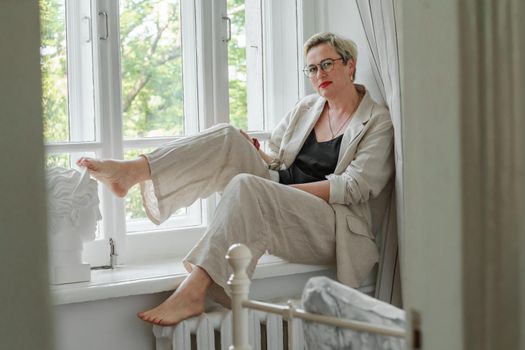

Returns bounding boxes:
[301,276,405,350]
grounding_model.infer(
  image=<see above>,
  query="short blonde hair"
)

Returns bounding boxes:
[303,32,358,64]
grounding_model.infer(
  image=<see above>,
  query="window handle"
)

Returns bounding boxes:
[83,16,92,43]
[90,238,118,270]
[222,16,231,42]
[98,11,109,40]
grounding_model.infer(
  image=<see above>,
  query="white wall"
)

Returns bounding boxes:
[54,293,169,350]
[0,1,54,350]
[53,270,335,350]
[399,1,464,349]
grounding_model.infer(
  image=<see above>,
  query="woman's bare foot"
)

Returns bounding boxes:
[76,157,150,197]
[137,266,213,326]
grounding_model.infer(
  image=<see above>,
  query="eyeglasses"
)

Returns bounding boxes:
[303,58,344,78]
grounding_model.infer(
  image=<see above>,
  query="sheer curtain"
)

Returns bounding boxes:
[355,0,403,306]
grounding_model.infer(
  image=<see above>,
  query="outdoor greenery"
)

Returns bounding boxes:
[40,0,248,221]
[227,0,248,130]
[120,0,185,138]
[40,0,69,143]
[124,148,153,220]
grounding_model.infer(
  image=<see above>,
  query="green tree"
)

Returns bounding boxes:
[40,0,69,143]
[120,0,185,138]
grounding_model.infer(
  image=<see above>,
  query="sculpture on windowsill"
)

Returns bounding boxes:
[46,167,101,284]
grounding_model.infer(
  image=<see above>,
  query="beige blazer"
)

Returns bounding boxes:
[268,86,395,287]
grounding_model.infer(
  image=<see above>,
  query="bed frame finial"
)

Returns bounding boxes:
[227,243,252,350]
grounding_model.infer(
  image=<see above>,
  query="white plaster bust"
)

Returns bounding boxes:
[46,167,101,284]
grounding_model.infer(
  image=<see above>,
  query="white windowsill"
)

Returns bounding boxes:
[51,255,333,306]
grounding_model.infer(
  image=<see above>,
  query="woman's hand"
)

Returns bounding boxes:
[240,128,260,150]
[239,129,252,142]
[239,129,274,166]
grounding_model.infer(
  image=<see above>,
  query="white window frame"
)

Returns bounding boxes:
[91,0,210,265]
[44,0,304,267]
[261,0,302,130]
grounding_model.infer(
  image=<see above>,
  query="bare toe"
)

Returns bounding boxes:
[77,158,132,197]
[137,294,205,326]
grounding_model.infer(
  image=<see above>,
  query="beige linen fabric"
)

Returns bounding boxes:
[140,123,271,225]
[140,123,336,295]
[184,173,336,296]
[140,86,394,291]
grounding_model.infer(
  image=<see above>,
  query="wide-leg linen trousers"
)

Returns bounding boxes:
[140,123,336,296]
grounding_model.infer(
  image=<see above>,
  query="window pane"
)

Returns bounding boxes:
[120,0,185,139]
[228,0,264,131]
[124,148,157,221]
[46,151,96,170]
[40,0,97,143]
[126,185,186,220]
[124,149,186,226]
[40,0,69,143]
[227,0,247,130]
[46,153,70,169]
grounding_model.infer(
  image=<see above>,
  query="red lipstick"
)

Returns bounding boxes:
[319,81,332,89]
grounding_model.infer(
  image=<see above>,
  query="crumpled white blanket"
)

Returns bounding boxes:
[301,276,405,350]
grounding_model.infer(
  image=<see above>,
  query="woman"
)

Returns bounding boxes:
[78,32,394,326]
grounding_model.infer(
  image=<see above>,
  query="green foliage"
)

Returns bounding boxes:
[120,0,185,138]
[124,149,187,220]
[46,153,69,168]
[40,0,69,142]
[123,149,150,219]
[227,0,248,130]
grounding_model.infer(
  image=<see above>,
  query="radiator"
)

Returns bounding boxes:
[153,305,305,350]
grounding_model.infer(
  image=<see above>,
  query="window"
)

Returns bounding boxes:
[40,0,301,266]
[118,0,202,236]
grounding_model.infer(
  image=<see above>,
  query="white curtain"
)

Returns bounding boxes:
[355,0,404,306]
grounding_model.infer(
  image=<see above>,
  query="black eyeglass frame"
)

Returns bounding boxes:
[302,57,345,78]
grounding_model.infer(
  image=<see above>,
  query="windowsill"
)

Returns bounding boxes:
[50,255,333,306]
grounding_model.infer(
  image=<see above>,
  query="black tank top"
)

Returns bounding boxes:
[278,129,342,185]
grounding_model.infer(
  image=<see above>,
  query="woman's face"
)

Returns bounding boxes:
[305,43,355,99]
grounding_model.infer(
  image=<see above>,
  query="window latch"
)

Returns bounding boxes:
[91,238,118,270]
[82,16,92,43]
[109,238,118,268]
[98,11,109,40]
[222,16,231,42]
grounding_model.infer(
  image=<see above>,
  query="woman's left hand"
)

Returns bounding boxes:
[239,128,274,166]
[239,129,252,142]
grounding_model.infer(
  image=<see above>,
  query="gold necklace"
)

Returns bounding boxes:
[327,92,364,139]
[328,110,352,139]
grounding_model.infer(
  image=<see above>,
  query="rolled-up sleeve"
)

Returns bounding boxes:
[327,113,394,205]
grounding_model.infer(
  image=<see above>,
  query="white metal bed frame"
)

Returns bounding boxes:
[226,243,407,349]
